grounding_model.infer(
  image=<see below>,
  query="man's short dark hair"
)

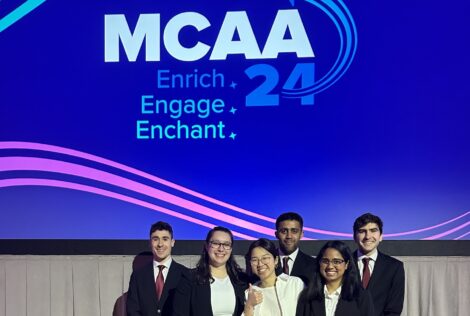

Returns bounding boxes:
[275,212,304,231]
[353,213,383,234]
[149,221,174,239]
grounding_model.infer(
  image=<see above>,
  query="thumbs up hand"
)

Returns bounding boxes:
[246,283,263,307]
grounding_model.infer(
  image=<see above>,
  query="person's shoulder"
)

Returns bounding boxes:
[131,260,153,277]
[298,250,316,263]
[378,251,403,266]
[279,274,305,286]
[171,259,190,272]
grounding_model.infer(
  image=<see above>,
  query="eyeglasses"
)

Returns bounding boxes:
[320,258,346,266]
[277,228,301,235]
[209,241,232,250]
[250,255,273,265]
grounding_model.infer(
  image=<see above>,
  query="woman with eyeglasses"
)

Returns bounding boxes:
[173,226,248,316]
[243,238,304,316]
[296,240,375,316]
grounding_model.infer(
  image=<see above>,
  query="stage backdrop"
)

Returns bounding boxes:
[1,0,469,240]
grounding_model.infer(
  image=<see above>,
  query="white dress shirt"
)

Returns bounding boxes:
[279,247,299,275]
[356,249,378,278]
[244,274,304,316]
[324,285,342,316]
[153,257,172,282]
[211,275,236,316]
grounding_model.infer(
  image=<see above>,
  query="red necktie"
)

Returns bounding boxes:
[362,257,371,288]
[283,256,290,275]
[155,265,165,300]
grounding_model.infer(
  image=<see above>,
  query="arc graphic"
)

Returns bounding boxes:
[282,0,358,97]
[0,141,468,240]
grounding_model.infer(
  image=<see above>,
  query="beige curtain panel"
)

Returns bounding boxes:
[0,255,469,316]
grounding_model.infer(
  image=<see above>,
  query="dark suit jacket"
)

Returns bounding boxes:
[172,269,248,316]
[355,251,405,316]
[126,260,189,316]
[276,249,316,285]
[296,287,375,316]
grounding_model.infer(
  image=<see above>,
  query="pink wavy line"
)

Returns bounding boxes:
[0,156,279,237]
[0,141,275,220]
[0,141,469,239]
[454,231,470,240]
[422,221,470,240]
[384,211,470,237]
[0,178,256,240]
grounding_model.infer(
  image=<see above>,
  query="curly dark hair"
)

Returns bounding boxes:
[195,226,244,285]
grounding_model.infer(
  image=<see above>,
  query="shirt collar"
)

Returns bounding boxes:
[324,284,342,298]
[279,247,299,262]
[357,249,378,261]
[154,257,172,269]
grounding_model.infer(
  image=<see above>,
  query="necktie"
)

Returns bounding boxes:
[362,257,371,288]
[282,256,290,275]
[155,265,165,300]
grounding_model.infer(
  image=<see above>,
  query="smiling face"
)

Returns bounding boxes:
[150,229,175,262]
[354,222,383,256]
[250,246,279,282]
[319,247,349,285]
[275,219,303,255]
[206,230,232,268]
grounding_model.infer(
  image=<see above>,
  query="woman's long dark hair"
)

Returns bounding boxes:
[195,226,244,285]
[299,240,361,303]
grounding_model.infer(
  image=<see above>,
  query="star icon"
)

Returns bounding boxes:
[230,81,237,89]
[229,132,237,140]
[229,107,237,114]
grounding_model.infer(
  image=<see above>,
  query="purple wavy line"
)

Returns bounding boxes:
[422,221,470,240]
[384,211,470,237]
[0,141,275,220]
[0,178,256,240]
[455,231,470,240]
[0,156,280,237]
[0,141,469,239]
[0,141,339,236]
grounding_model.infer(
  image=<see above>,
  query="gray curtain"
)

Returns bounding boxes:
[0,255,469,316]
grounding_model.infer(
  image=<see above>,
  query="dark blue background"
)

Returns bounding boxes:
[1,0,469,239]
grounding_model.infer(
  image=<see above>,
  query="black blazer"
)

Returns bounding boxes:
[355,251,405,316]
[276,249,317,285]
[296,287,375,316]
[172,269,248,316]
[126,260,189,316]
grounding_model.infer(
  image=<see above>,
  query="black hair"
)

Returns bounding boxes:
[275,212,304,230]
[244,238,279,277]
[298,240,361,303]
[353,213,383,235]
[149,221,174,239]
[195,226,244,285]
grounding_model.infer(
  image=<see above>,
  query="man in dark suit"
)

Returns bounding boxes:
[126,221,188,316]
[353,213,405,316]
[275,212,316,285]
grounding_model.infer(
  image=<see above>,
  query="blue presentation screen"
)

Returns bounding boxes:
[1,0,469,240]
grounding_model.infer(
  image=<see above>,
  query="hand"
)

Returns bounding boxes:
[246,283,263,308]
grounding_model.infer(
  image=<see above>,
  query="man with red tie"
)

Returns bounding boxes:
[274,212,316,285]
[353,213,405,316]
[127,221,189,316]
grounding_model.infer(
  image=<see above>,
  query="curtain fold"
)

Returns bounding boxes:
[0,255,468,316]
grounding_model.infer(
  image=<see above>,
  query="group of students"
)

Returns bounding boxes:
[126,212,405,316]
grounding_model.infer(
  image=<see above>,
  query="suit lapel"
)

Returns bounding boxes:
[159,262,180,305]
[144,263,159,307]
[312,299,326,316]
[368,251,386,290]
[291,251,306,276]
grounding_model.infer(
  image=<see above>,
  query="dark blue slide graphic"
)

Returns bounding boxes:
[0,1,469,240]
